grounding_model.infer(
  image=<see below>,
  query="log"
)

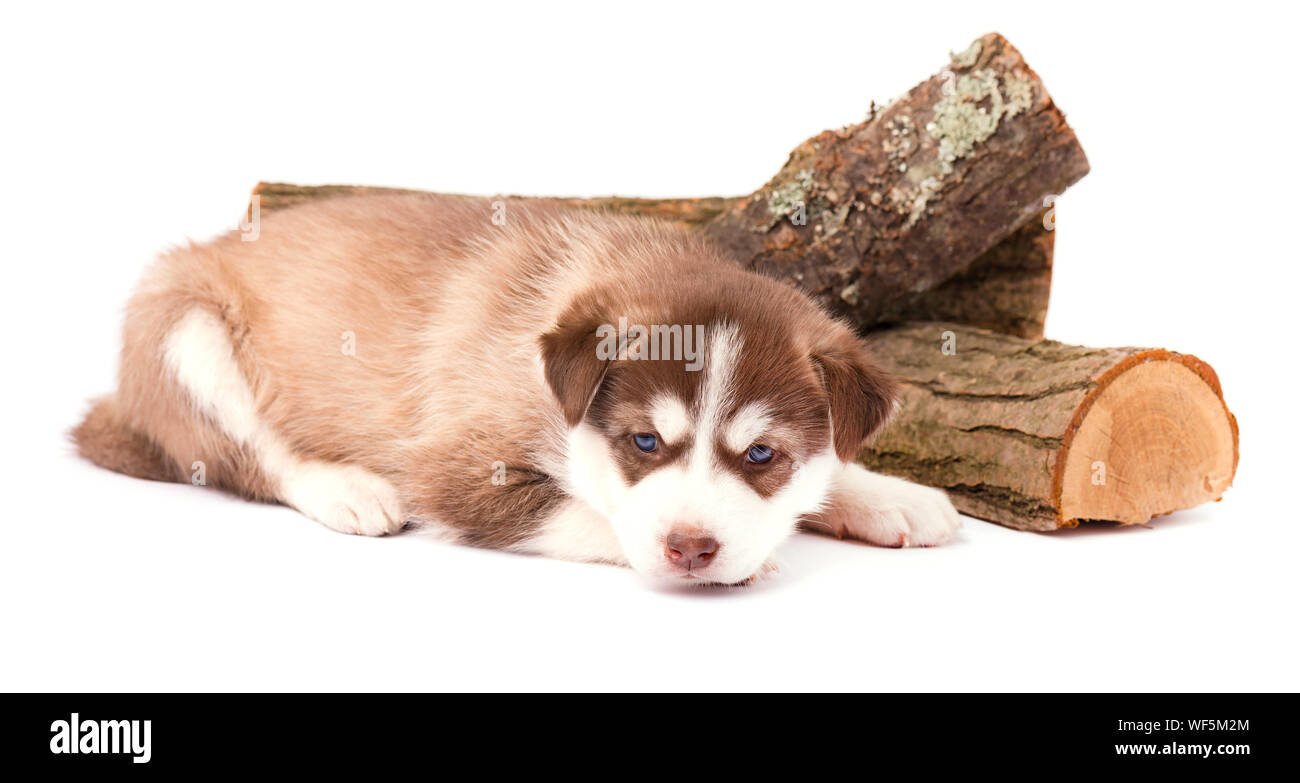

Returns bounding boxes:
[858,323,1239,530]
[876,211,1053,339]
[704,32,1087,328]
[252,182,738,228]
[251,32,1086,337]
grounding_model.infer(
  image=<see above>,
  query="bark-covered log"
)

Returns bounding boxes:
[858,323,1239,530]
[252,182,737,228]
[705,32,1087,327]
[877,211,1053,339]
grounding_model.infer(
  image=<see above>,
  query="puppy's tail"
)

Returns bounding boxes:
[71,396,176,482]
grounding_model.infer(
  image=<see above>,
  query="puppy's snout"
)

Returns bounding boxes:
[664,528,719,571]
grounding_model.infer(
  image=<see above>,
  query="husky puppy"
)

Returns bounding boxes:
[74,194,960,584]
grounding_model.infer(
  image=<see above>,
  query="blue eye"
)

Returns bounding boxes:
[747,444,774,464]
[633,433,659,453]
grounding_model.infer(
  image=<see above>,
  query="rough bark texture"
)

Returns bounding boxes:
[704,33,1087,328]
[859,323,1239,530]
[253,182,737,228]
[877,211,1053,339]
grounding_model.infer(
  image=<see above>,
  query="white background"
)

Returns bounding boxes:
[2,1,1296,692]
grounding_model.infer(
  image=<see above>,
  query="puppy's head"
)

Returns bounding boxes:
[540,272,894,584]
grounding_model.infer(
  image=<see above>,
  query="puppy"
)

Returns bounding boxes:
[73,193,960,584]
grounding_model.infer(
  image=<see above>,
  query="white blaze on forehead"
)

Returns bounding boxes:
[724,402,772,453]
[584,320,844,584]
[650,394,691,444]
[691,323,742,471]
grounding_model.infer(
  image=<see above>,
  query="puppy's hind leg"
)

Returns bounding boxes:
[162,308,405,536]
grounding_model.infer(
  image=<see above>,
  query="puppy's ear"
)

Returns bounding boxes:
[812,336,897,461]
[539,306,612,428]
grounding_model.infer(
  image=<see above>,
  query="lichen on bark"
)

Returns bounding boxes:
[927,68,1033,177]
[766,169,814,221]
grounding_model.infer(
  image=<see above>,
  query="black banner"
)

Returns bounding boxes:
[2,693,1282,773]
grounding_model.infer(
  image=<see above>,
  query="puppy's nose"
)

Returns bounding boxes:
[665,528,719,570]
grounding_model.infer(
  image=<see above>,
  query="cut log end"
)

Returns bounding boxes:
[859,323,1238,532]
[1055,352,1238,528]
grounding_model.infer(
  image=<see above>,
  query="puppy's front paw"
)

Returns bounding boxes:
[280,461,405,536]
[734,558,781,586]
[822,465,961,548]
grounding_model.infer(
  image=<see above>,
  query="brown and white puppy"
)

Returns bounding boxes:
[73,193,960,584]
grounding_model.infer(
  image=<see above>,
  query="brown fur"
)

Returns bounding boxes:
[74,193,896,550]
[542,268,894,495]
[71,397,176,482]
